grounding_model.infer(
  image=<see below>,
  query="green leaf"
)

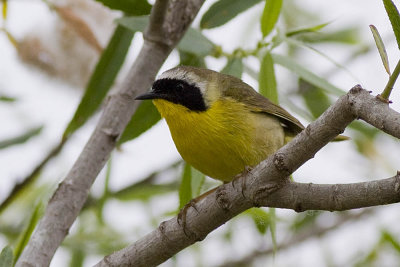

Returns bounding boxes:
[200,0,262,29]
[0,95,16,102]
[369,25,391,75]
[178,28,215,57]
[111,161,181,201]
[295,28,360,44]
[299,79,331,118]
[349,121,380,139]
[0,246,13,267]
[286,22,330,37]
[285,36,357,80]
[14,201,44,262]
[94,0,151,15]
[259,52,278,104]
[261,0,283,37]
[69,249,85,267]
[269,207,277,253]
[383,0,400,50]
[0,126,43,149]
[221,57,243,78]
[63,25,134,138]
[116,15,148,32]
[2,0,7,20]
[179,51,206,68]
[272,53,345,96]
[118,16,215,57]
[382,230,400,253]
[247,208,269,234]
[290,211,321,231]
[179,163,193,209]
[118,100,161,144]
[112,182,177,201]
[190,166,205,197]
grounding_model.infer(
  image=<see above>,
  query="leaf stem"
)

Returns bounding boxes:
[381,58,400,99]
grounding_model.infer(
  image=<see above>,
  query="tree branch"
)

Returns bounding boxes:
[15,1,205,266]
[94,86,400,267]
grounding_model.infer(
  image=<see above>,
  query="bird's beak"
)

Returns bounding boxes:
[135,91,160,100]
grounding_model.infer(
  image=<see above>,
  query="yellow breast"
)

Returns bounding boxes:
[153,98,284,182]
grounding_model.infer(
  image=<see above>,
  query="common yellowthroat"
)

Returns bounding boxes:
[136,66,333,182]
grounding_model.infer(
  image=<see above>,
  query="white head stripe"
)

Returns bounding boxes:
[157,68,207,95]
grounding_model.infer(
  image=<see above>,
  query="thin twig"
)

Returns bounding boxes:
[381,58,400,100]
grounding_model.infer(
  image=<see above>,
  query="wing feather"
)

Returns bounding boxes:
[222,77,305,134]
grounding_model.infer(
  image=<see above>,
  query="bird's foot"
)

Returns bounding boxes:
[177,187,218,238]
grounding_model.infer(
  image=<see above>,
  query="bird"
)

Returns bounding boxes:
[135,65,315,182]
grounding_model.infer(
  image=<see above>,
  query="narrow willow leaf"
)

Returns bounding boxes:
[111,161,181,201]
[179,50,206,68]
[14,202,44,262]
[69,249,85,267]
[116,16,148,32]
[299,79,331,118]
[118,100,161,144]
[286,22,330,37]
[261,0,283,37]
[349,121,380,139]
[285,37,358,81]
[96,156,112,222]
[296,28,360,44]
[118,16,214,57]
[2,29,18,48]
[290,211,321,231]
[269,208,277,253]
[382,230,400,253]
[259,52,278,104]
[0,126,43,149]
[0,246,13,267]
[200,0,262,29]
[63,25,133,138]
[179,163,192,209]
[383,0,400,50]
[2,0,7,20]
[221,57,243,78]
[0,95,16,102]
[369,25,391,75]
[94,0,151,15]
[190,166,205,197]
[247,208,269,234]
[272,53,345,96]
[112,183,177,201]
[178,28,215,57]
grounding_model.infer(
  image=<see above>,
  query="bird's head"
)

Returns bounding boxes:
[135,66,226,112]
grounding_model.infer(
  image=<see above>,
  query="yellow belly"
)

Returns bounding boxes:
[153,99,284,182]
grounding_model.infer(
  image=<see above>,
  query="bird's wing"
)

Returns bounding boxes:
[223,79,305,134]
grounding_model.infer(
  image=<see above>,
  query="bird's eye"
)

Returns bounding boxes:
[176,83,184,90]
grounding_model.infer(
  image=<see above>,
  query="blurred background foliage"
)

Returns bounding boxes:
[1,0,400,266]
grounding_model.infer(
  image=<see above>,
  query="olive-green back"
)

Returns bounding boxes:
[220,74,305,135]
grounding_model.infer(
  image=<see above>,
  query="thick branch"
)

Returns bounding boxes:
[15,1,205,266]
[351,90,400,139]
[260,175,400,211]
[95,86,400,267]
